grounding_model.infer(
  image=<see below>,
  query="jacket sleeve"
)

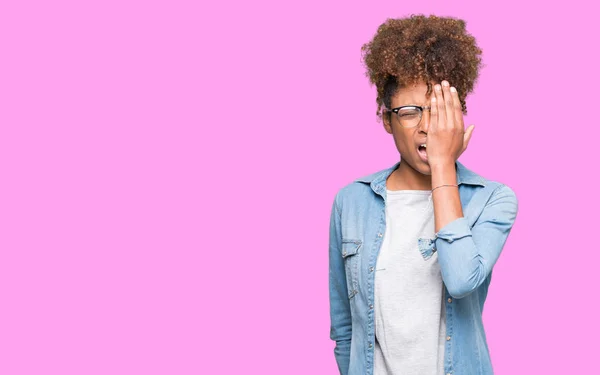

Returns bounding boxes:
[329,194,352,375]
[435,184,519,299]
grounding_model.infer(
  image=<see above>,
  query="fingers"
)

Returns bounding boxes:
[430,91,438,129]
[441,81,455,130]
[431,80,472,161]
[432,83,445,130]
[449,84,465,131]
[458,125,475,157]
[460,125,475,156]
[432,80,465,136]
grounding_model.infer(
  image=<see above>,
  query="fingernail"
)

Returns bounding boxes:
[450,87,457,93]
[435,85,441,91]
[442,81,449,87]
[432,96,436,102]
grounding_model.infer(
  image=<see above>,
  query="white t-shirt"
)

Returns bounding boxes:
[373,189,446,375]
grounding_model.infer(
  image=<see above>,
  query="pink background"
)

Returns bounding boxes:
[1,0,598,374]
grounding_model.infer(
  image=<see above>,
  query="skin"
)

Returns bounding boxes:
[383,80,475,232]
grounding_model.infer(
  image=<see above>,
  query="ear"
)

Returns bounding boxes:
[382,112,393,134]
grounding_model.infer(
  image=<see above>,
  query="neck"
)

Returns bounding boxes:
[386,159,433,191]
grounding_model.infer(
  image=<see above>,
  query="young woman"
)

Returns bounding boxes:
[328,15,518,375]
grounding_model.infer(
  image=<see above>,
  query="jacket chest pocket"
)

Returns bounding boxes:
[341,239,362,299]
[418,237,437,260]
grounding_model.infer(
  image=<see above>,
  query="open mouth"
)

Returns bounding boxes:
[417,144,428,162]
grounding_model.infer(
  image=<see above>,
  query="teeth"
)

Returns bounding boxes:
[420,144,427,148]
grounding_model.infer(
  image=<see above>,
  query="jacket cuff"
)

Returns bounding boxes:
[435,217,472,243]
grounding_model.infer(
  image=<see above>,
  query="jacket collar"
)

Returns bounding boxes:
[356,160,486,196]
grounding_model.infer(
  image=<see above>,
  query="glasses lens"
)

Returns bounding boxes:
[397,107,422,128]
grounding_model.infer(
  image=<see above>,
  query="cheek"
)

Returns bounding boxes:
[392,132,415,155]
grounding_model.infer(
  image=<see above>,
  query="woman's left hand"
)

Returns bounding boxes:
[426,80,475,166]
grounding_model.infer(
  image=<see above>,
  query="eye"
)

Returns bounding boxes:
[398,108,421,118]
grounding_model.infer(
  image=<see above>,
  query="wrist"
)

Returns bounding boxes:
[429,159,455,172]
[430,160,457,188]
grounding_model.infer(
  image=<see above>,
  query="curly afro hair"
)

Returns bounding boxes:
[361,14,483,121]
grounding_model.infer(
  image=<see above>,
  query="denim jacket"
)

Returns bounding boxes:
[328,161,518,375]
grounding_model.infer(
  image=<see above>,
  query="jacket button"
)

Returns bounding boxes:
[378,233,383,237]
[369,343,373,348]
[369,304,374,309]
[446,336,451,341]
[448,298,452,303]
[369,267,374,272]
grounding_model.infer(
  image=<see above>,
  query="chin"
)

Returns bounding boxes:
[419,166,432,176]
[415,159,432,175]
[403,156,431,176]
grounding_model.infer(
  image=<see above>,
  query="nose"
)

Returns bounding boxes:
[419,107,431,133]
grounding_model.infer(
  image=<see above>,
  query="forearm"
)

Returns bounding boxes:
[431,161,463,233]
[433,184,519,298]
[333,339,351,375]
[435,221,485,298]
[329,196,352,374]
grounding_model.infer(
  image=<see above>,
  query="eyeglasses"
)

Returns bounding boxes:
[384,105,432,128]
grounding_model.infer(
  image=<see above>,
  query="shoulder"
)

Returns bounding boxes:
[479,179,518,206]
[457,161,518,203]
[462,169,518,222]
[332,163,395,209]
[333,180,373,211]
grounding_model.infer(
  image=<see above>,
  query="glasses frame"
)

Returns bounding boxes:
[385,105,432,128]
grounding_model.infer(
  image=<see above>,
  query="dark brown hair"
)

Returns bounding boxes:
[361,15,483,120]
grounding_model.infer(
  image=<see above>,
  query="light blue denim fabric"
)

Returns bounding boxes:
[329,161,518,375]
